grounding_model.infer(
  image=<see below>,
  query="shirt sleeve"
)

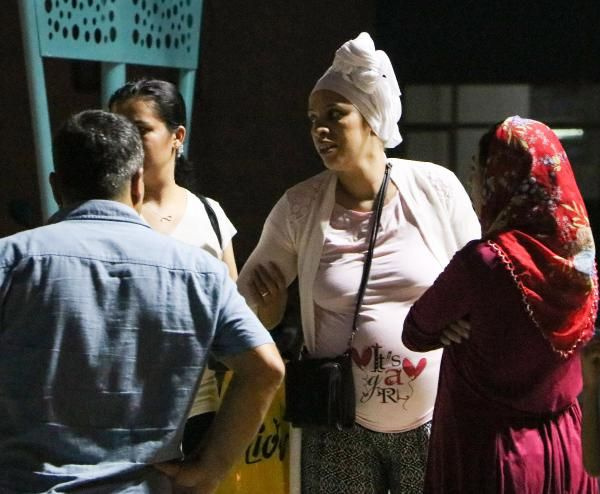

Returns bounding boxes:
[237,194,299,309]
[402,242,477,352]
[211,271,274,358]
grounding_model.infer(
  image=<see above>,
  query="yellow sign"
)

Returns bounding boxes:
[216,378,289,493]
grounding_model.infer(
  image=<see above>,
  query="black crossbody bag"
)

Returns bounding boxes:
[284,163,391,430]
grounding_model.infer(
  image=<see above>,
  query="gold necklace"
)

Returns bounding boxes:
[144,203,174,223]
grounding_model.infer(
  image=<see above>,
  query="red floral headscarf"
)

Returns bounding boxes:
[480,116,597,357]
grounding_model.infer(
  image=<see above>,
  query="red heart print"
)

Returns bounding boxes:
[402,357,427,380]
[351,347,372,369]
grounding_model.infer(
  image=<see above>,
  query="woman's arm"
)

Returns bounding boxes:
[237,196,298,329]
[221,243,238,281]
[402,245,475,352]
[250,263,288,330]
[581,335,600,476]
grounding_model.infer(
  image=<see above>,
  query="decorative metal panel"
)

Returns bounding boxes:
[35,0,202,68]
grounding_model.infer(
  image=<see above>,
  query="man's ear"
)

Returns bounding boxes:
[49,172,63,207]
[130,168,144,211]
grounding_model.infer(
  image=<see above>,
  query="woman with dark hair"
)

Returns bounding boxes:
[403,116,599,492]
[109,79,238,456]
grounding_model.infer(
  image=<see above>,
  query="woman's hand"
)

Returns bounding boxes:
[249,262,288,329]
[251,262,286,301]
[582,333,600,392]
[440,319,471,346]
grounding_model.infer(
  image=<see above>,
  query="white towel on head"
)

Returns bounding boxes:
[312,32,402,148]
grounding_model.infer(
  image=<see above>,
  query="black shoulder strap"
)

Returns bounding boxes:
[348,162,391,349]
[198,195,223,249]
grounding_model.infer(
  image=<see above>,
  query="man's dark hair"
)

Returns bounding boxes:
[52,110,144,201]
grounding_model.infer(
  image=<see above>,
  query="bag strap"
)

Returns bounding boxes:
[347,162,392,350]
[199,195,223,249]
[297,163,392,361]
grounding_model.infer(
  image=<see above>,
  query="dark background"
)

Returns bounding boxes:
[376,1,600,84]
[3,1,600,265]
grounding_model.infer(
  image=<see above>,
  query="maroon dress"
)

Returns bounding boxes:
[403,241,598,493]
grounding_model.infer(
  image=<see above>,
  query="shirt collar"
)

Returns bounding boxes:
[47,200,151,229]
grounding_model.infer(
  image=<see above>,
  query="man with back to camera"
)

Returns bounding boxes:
[0,109,284,493]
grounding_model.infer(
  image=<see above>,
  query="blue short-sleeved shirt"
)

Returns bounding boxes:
[0,200,272,493]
